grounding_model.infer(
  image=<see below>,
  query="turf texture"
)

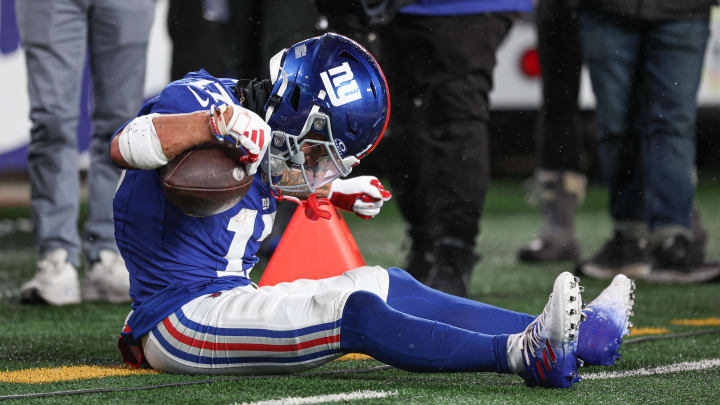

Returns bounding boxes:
[0,177,719,404]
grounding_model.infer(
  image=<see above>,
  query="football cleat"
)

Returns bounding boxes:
[510,272,583,388]
[576,274,636,365]
[81,250,131,303]
[20,249,81,305]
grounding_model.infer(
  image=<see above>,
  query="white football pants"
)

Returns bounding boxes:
[141,266,389,375]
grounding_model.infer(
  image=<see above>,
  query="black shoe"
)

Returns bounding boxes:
[425,238,480,297]
[518,237,580,263]
[576,232,650,280]
[647,234,720,284]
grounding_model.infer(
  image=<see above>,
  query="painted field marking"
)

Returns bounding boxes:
[671,317,720,326]
[233,390,398,405]
[0,366,158,384]
[583,358,720,380]
[629,327,669,336]
[336,353,373,361]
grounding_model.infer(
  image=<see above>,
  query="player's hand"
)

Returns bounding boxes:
[212,104,270,175]
[328,176,391,219]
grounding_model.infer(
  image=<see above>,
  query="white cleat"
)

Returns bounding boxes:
[577,274,636,365]
[82,250,131,303]
[20,249,81,305]
[508,272,583,388]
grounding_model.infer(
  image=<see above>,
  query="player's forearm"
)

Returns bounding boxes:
[110,109,233,169]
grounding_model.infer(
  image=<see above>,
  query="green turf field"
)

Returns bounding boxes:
[1,177,719,404]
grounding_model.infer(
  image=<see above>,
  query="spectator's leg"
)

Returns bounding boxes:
[425,13,511,296]
[518,0,586,263]
[17,0,87,268]
[576,10,651,279]
[640,19,709,269]
[386,13,511,296]
[383,18,434,281]
[85,0,154,264]
[536,0,583,174]
[578,10,645,228]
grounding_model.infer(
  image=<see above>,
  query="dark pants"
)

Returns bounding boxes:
[535,0,583,172]
[579,9,709,230]
[382,13,512,245]
[168,0,319,81]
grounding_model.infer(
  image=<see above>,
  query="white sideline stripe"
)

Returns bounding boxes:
[233,390,398,405]
[583,358,720,380]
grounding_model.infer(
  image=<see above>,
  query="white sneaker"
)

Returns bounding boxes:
[20,249,81,305]
[507,271,583,388]
[577,274,636,365]
[81,250,131,303]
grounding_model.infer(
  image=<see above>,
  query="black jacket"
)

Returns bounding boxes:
[580,0,716,21]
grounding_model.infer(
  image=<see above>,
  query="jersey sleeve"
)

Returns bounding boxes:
[107,71,239,166]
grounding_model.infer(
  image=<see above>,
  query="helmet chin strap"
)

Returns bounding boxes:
[265,67,289,123]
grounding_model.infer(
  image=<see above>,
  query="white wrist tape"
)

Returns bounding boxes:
[118,114,169,169]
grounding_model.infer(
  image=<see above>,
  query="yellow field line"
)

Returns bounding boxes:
[0,366,158,384]
[671,317,720,326]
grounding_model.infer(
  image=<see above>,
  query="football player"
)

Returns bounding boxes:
[110,33,634,388]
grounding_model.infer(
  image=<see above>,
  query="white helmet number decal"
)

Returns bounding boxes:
[320,62,362,107]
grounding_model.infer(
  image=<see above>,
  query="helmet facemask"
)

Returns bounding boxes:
[266,107,360,194]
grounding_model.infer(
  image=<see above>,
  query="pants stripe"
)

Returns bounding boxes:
[151,328,340,365]
[162,317,341,352]
[151,308,343,366]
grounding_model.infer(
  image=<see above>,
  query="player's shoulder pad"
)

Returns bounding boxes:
[148,70,241,115]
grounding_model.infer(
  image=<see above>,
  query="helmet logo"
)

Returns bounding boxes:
[294,44,307,59]
[320,62,362,107]
[334,138,348,156]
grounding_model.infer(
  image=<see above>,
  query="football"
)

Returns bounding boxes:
[158,147,254,217]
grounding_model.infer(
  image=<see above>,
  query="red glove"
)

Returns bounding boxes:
[328,176,392,219]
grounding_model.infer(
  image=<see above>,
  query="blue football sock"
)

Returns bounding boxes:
[340,290,512,373]
[385,267,535,335]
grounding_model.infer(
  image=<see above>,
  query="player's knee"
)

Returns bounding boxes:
[342,290,387,330]
[341,290,391,351]
[386,266,417,283]
[386,266,425,293]
[345,290,385,312]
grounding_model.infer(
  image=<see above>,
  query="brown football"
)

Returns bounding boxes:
[158,147,254,217]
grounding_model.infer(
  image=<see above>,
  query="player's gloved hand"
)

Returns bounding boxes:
[328,176,391,219]
[210,104,270,175]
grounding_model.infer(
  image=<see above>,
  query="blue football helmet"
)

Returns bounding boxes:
[263,33,390,194]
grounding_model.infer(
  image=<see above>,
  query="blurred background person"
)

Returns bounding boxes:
[575,0,720,283]
[517,0,713,275]
[315,0,533,297]
[516,0,587,264]
[16,0,154,305]
[357,0,532,297]
[383,0,532,297]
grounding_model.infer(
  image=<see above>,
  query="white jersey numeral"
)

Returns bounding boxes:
[221,209,275,277]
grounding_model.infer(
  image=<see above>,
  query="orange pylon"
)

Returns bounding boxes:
[258,206,366,286]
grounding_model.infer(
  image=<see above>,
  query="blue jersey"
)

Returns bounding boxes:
[399,0,532,15]
[113,70,277,340]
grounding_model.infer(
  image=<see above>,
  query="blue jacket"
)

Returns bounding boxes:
[399,0,532,15]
